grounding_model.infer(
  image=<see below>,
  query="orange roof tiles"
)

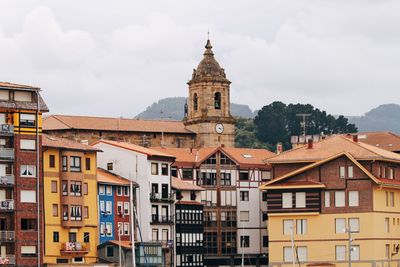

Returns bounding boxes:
[42,134,101,152]
[94,140,175,159]
[0,81,39,90]
[358,131,400,152]
[171,177,204,191]
[43,114,194,134]
[108,240,132,249]
[221,147,276,167]
[97,168,137,186]
[268,135,400,164]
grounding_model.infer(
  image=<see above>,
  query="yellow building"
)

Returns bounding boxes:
[260,135,400,267]
[42,134,101,265]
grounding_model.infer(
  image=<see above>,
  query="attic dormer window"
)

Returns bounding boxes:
[214,92,221,109]
[241,154,253,158]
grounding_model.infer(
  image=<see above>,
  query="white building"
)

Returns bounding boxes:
[93,140,176,265]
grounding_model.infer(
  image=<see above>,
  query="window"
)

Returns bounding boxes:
[261,171,271,181]
[70,181,82,196]
[14,91,32,101]
[107,162,113,171]
[123,186,129,196]
[390,192,395,207]
[124,202,129,215]
[239,171,249,181]
[105,201,112,215]
[193,93,198,111]
[262,212,268,222]
[335,191,345,207]
[349,218,359,233]
[262,236,268,247]
[348,191,359,207]
[152,229,159,241]
[240,236,249,247]
[214,92,221,109]
[105,223,112,236]
[348,166,354,178]
[70,206,82,221]
[49,155,55,168]
[389,168,394,179]
[335,218,346,233]
[62,181,68,196]
[295,192,306,208]
[53,232,59,243]
[282,192,293,208]
[20,114,36,127]
[84,232,89,243]
[117,186,122,196]
[350,245,360,261]
[325,191,330,207]
[385,217,390,233]
[296,219,307,235]
[53,204,58,217]
[0,91,9,101]
[100,223,105,236]
[297,247,307,262]
[339,166,345,178]
[190,191,196,200]
[85,158,91,171]
[239,211,249,222]
[84,206,89,219]
[106,246,114,257]
[20,139,35,150]
[162,229,169,241]
[21,190,36,203]
[83,183,88,195]
[283,247,293,262]
[20,165,36,177]
[117,202,123,215]
[182,169,193,179]
[106,185,112,195]
[62,156,67,171]
[124,223,129,235]
[70,156,81,172]
[161,163,169,175]
[151,163,158,175]
[262,192,268,202]
[283,220,294,235]
[240,191,249,201]
[21,219,36,230]
[221,173,231,186]
[62,205,68,221]
[335,245,346,261]
[171,167,177,177]
[51,181,57,193]
[21,246,36,257]
[386,244,391,259]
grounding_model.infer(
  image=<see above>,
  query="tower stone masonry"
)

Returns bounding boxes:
[183,39,235,147]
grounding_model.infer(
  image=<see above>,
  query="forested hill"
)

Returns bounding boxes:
[135,97,255,120]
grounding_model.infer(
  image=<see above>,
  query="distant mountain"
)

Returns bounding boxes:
[348,104,400,133]
[135,97,255,120]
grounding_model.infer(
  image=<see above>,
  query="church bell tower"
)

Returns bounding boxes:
[183,39,235,147]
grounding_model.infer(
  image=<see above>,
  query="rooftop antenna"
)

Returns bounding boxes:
[296,113,311,143]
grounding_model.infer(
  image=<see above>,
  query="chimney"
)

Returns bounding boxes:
[221,144,225,148]
[307,138,313,149]
[352,134,358,143]
[276,142,283,154]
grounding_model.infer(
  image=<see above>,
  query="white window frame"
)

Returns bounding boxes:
[325,191,330,207]
[335,191,345,207]
[348,166,354,178]
[335,218,346,234]
[21,190,36,203]
[335,245,346,261]
[20,165,36,178]
[349,218,359,233]
[282,192,293,208]
[20,139,36,150]
[239,211,249,222]
[283,220,293,235]
[295,192,306,208]
[296,219,307,235]
[124,202,129,215]
[105,222,112,237]
[339,166,346,178]
[348,191,359,207]
[350,245,360,261]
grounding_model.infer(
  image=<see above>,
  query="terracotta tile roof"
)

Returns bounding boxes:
[171,177,204,191]
[268,135,400,164]
[42,134,101,152]
[263,180,326,189]
[153,146,274,167]
[358,131,400,152]
[97,168,137,186]
[0,81,39,90]
[43,114,194,134]
[94,140,175,159]
[108,240,132,249]
[176,200,204,205]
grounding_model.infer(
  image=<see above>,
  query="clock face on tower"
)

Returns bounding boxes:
[215,123,224,134]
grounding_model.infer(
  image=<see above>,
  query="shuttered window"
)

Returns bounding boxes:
[349,191,359,207]
[282,193,292,208]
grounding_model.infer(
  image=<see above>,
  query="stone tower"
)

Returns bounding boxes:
[183,39,235,147]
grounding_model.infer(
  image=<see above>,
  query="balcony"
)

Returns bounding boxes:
[0,255,15,265]
[0,124,14,136]
[151,215,174,224]
[0,231,14,242]
[0,200,14,211]
[0,149,14,161]
[60,242,89,254]
[0,175,14,186]
[150,193,174,203]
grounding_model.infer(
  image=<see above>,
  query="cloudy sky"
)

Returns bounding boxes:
[0,0,399,117]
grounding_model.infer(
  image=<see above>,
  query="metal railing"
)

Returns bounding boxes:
[0,255,15,265]
[0,175,14,185]
[0,148,14,160]
[149,192,174,202]
[0,124,14,135]
[0,231,14,241]
[151,215,174,224]
[61,242,88,252]
[0,200,14,211]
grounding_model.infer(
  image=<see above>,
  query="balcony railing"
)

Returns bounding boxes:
[151,215,174,224]
[0,200,14,211]
[150,193,174,202]
[0,175,14,186]
[60,242,88,254]
[0,149,14,161]
[0,124,14,135]
[0,255,15,265]
[0,231,14,241]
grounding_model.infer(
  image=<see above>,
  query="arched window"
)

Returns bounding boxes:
[193,93,198,111]
[214,92,221,110]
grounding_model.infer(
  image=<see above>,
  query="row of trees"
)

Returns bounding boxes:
[235,101,357,150]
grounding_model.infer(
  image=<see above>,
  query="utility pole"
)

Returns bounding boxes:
[291,226,295,267]
[296,113,311,143]
[345,228,353,267]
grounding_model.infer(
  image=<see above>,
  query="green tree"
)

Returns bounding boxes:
[234,117,271,149]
